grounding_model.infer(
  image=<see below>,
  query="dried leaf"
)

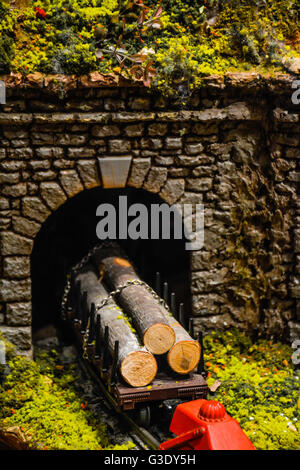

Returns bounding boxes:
[138,11,145,25]
[150,19,162,29]
[140,47,155,55]
[209,379,222,393]
[143,63,156,87]
[130,65,144,80]
[129,53,149,63]
[153,5,163,18]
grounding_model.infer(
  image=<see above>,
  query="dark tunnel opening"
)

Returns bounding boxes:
[31,187,191,333]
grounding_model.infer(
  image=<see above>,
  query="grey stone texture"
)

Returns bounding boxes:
[0,75,299,350]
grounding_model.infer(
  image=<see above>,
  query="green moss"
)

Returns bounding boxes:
[0,0,299,96]
[204,329,300,450]
[1,330,299,450]
[0,333,135,450]
[0,1,17,73]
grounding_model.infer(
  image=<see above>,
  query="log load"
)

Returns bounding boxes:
[93,245,200,374]
[165,314,201,375]
[75,265,157,387]
[93,248,175,355]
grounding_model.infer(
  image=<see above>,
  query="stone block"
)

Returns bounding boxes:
[148,123,168,136]
[111,112,155,122]
[0,172,20,184]
[3,256,30,279]
[127,158,151,188]
[12,216,41,238]
[55,134,87,146]
[0,278,31,302]
[91,125,120,137]
[175,155,215,167]
[7,148,33,159]
[108,139,131,154]
[77,160,101,189]
[6,302,31,326]
[0,325,32,350]
[185,143,204,155]
[0,232,33,255]
[140,138,162,150]
[186,178,213,192]
[35,147,64,158]
[32,170,57,182]
[22,196,51,223]
[165,137,182,150]
[159,179,185,205]
[59,170,84,197]
[129,97,151,111]
[124,123,144,137]
[0,197,9,210]
[40,181,67,211]
[143,167,168,193]
[68,148,96,159]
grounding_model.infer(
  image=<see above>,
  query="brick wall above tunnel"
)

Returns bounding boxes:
[0,71,299,354]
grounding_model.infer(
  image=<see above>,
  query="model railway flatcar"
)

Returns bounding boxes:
[62,242,209,421]
[61,242,256,450]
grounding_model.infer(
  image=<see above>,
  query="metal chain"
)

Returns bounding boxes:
[82,278,171,359]
[60,240,119,321]
[60,241,171,359]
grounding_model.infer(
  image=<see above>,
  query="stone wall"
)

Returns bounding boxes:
[0,72,299,354]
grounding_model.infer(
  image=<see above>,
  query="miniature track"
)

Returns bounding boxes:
[77,357,162,450]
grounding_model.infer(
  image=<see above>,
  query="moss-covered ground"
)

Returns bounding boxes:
[0,328,299,450]
[0,1,299,97]
[0,335,135,450]
[204,329,300,450]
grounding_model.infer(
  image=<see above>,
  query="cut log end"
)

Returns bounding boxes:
[167,341,201,375]
[120,351,158,388]
[143,323,176,355]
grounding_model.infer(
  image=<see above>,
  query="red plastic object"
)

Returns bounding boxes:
[159,399,256,450]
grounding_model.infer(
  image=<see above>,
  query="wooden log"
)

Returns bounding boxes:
[93,248,176,355]
[75,265,157,387]
[165,313,201,375]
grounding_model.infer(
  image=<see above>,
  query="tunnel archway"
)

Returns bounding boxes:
[31,187,191,333]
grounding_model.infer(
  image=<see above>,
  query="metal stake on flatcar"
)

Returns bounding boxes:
[163,282,168,304]
[102,326,110,373]
[74,280,82,326]
[197,331,206,378]
[87,303,96,346]
[170,292,177,319]
[155,272,161,297]
[81,290,88,334]
[95,314,101,360]
[179,303,185,327]
[110,340,119,387]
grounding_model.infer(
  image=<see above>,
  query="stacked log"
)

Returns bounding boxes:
[164,314,201,375]
[92,245,201,375]
[75,265,157,388]
[93,250,175,356]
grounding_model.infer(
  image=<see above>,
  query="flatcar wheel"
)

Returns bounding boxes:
[137,405,151,427]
